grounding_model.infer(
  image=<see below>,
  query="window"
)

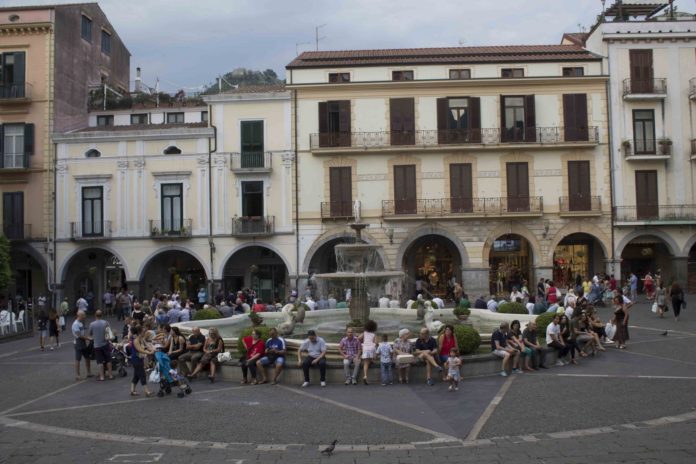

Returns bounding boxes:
[449,164,473,213]
[392,70,414,81]
[0,51,26,98]
[82,186,103,237]
[567,161,591,211]
[81,15,92,42]
[563,94,589,141]
[166,112,184,124]
[2,192,24,239]
[389,98,415,145]
[562,67,584,77]
[501,95,535,142]
[161,183,183,232]
[393,165,417,214]
[629,49,654,93]
[240,120,264,168]
[130,113,148,125]
[241,181,264,217]
[163,146,182,155]
[329,167,352,217]
[449,69,471,80]
[506,162,530,212]
[633,110,656,154]
[1,123,33,169]
[101,30,111,55]
[85,149,101,158]
[436,97,481,143]
[201,111,208,123]
[501,68,524,78]
[635,170,658,219]
[318,100,350,147]
[328,73,350,83]
[96,115,113,127]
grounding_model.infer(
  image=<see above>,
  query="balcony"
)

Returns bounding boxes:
[614,205,696,225]
[230,152,272,174]
[622,78,667,100]
[309,127,599,153]
[320,201,355,220]
[231,216,275,236]
[1,224,31,241]
[70,221,112,240]
[381,197,543,219]
[559,196,602,216]
[689,78,696,100]
[149,219,193,239]
[623,138,672,161]
[0,83,32,104]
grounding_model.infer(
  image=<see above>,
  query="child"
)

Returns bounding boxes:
[377,334,393,386]
[37,311,49,351]
[445,347,462,392]
[359,320,377,385]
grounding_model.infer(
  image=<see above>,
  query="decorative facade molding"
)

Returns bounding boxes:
[534,169,562,177]
[477,170,499,178]
[357,173,388,181]
[117,160,129,170]
[422,171,444,179]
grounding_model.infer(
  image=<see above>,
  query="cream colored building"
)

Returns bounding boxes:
[53,86,295,305]
[287,45,613,299]
[581,0,696,290]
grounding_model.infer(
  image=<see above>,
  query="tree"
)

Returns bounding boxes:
[202,67,284,94]
[0,235,13,291]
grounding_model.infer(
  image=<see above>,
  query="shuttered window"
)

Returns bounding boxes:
[501,95,535,142]
[0,51,26,98]
[629,49,654,93]
[318,100,350,147]
[449,163,473,213]
[0,123,32,169]
[635,170,658,220]
[394,165,417,214]
[329,167,352,217]
[506,162,530,212]
[2,192,24,239]
[436,97,481,144]
[390,98,415,145]
[81,15,92,42]
[567,161,591,211]
[563,94,589,142]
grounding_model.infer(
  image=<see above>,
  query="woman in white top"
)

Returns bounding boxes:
[358,319,378,385]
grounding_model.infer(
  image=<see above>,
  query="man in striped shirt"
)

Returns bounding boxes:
[339,328,362,385]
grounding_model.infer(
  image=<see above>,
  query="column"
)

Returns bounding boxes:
[671,257,688,285]
[533,266,553,285]
[461,267,489,298]
[605,259,622,280]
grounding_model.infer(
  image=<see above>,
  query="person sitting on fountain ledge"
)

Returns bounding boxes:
[257,328,286,385]
[414,328,442,386]
[491,322,521,377]
[339,328,361,385]
[297,330,327,387]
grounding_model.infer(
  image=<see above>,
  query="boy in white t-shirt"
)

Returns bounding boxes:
[377,334,393,386]
[445,348,462,392]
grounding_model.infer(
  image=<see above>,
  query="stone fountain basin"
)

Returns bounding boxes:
[173,308,537,358]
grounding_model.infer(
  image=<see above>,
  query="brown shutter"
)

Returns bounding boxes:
[568,161,591,211]
[500,96,508,142]
[630,50,654,93]
[506,162,529,212]
[469,97,481,143]
[390,98,415,145]
[635,170,658,219]
[318,102,328,147]
[394,165,417,214]
[437,97,449,144]
[338,100,351,147]
[564,94,588,142]
[329,167,352,217]
[0,125,4,169]
[449,163,473,213]
[524,95,536,142]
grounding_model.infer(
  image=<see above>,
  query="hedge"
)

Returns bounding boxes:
[535,312,557,341]
[497,302,527,314]
[193,308,222,321]
[237,326,272,354]
[453,305,471,317]
[453,325,481,355]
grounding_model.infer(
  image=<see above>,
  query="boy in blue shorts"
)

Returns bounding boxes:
[257,328,286,385]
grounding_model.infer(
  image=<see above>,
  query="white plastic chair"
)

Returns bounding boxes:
[13,310,25,333]
[0,310,10,335]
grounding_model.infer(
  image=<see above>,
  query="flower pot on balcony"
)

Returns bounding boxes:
[658,138,672,155]
[621,140,632,156]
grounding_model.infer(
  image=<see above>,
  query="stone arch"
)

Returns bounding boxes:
[302,228,390,274]
[12,243,49,278]
[482,223,542,266]
[682,234,696,257]
[218,242,294,280]
[615,229,681,257]
[395,223,468,270]
[547,222,611,263]
[59,245,132,282]
[137,246,211,281]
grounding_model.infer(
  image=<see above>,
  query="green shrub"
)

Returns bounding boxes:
[453,325,481,355]
[237,326,271,354]
[535,312,557,341]
[291,303,309,313]
[409,300,433,309]
[193,308,222,321]
[497,302,527,314]
[453,306,471,317]
[458,298,471,310]
[248,312,264,326]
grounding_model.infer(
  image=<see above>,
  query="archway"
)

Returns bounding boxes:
[5,245,48,308]
[553,233,608,289]
[619,235,673,291]
[222,246,288,303]
[401,235,462,300]
[140,251,206,302]
[61,248,126,313]
[489,234,534,296]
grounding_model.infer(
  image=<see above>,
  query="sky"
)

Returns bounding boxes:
[3,0,693,93]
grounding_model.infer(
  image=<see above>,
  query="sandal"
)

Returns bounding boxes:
[108,376,115,380]
[258,380,268,385]
[250,380,257,385]
[145,392,154,397]
[130,392,139,397]
[240,379,248,385]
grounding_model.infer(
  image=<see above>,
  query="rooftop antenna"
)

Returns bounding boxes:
[296,41,311,56]
[315,24,326,51]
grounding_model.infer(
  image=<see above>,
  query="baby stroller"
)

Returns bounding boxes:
[109,343,129,377]
[154,349,192,398]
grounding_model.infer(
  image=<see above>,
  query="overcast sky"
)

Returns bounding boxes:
[5,0,692,93]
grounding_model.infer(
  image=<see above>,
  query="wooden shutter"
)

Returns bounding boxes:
[394,165,417,214]
[390,98,415,145]
[635,170,658,219]
[449,163,473,213]
[318,102,328,147]
[568,161,591,211]
[500,96,508,142]
[329,167,352,217]
[630,50,653,93]
[524,95,536,142]
[0,125,4,169]
[506,162,529,212]
[23,123,33,168]
[3,192,24,239]
[338,100,351,147]
[437,97,449,144]
[563,94,588,142]
[469,97,481,143]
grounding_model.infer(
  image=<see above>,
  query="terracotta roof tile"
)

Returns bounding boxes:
[287,45,599,69]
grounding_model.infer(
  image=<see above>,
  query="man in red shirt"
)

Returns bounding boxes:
[241,329,265,384]
[252,298,266,313]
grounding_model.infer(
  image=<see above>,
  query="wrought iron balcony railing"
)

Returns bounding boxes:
[231,216,275,236]
[0,82,32,101]
[622,78,667,96]
[71,221,112,240]
[614,205,696,222]
[1,223,31,240]
[381,197,543,217]
[559,196,602,214]
[320,201,354,219]
[230,151,272,171]
[149,219,193,238]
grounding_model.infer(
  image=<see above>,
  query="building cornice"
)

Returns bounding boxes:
[0,22,52,35]
[53,127,214,143]
[203,91,291,103]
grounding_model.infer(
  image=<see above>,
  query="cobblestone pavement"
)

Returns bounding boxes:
[1,298,696,463]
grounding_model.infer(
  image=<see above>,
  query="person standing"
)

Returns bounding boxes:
[656,281,667,318]
[37,311,49,351]
[197,288,208,308]
[75,295,89,315]
[129,325,153,397]
[376,334,393,386]
[48,308,60,350]
[103,290,114,317]
[629,272,638,303]
[71,311,92,380]
[612,296,630,349]
[359,320,377,385]
[59,298,69,331]
[670,282,685,323]
[89,310,113,381]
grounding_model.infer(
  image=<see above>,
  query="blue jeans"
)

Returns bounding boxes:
[380,362,393,384]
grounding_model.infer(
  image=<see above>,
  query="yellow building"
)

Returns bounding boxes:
[287,45,613,299]
[0,3,128,306]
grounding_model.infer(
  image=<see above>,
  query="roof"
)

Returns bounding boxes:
[221,84,287,94]
[286,45,601,69]
[604,1,669,18]
[0,2,97,12]
[75,122,209,133]
[561,33,589,46]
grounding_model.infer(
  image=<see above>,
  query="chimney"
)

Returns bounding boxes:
[135,67,142,93]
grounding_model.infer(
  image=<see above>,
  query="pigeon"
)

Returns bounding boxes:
[321,439,338,456]
[661,331,668,336]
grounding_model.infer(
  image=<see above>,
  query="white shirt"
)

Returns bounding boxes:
[564,306,574,319]
[378,297,390,308]
[76,298,88,311]
[510,291,523,302]
[622,295,632,305]
[526,302,535,315]
[432,297,445,309]
[546,321,561,345]
[305,299,317,311]
[487,299,498,312]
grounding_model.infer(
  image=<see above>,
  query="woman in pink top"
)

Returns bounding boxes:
[546,282,558,305]
[359,320,378,385]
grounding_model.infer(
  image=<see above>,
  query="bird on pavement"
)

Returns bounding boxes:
[661,331,668,336]
[321,439,338,456]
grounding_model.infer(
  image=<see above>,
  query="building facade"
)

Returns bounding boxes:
[287,46,613,299]
[53,86,295,306]
[582,1,696,291]
[0,3,129,305]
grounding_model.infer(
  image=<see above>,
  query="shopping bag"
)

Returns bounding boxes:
[148,369,160,384]
[605,322,616,339]
[651,302,658,314]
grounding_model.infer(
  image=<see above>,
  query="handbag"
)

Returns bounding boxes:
[148,368,160,384]
[58,316,65,327]
[651,302,658,313]
[83,340,95,360]
[605,322,616,339]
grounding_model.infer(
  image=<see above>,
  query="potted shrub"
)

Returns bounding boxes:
[248,312,264,327]
[621,139,632,155]
[497,302,528,314]
[658,137,672,155]
[453,325,481,355]
[453,305,471,321]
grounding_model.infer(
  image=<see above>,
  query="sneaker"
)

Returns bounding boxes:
[448,385,453,391]
[344,379,351,385]
[513,369,522,374]
[381,383,387,386]
[301,382,309,388]
[500,371,508,377]
[320,381,326,387]
[604,340,614,344]
[351,378,357,385]
[555,361,565,367]
[427,378,434,386]
[49,346,54,351]
[436,366,443,373]
[455,386,459,391]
